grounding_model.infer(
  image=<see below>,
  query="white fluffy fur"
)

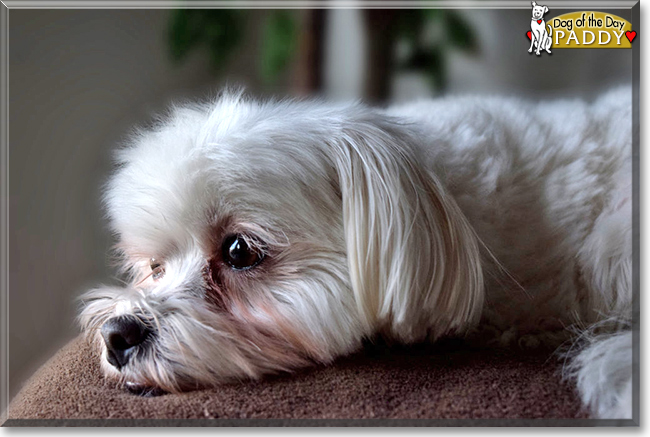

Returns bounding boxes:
[79,87,633,418]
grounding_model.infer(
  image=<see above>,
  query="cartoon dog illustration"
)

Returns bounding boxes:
[528,1,552,55]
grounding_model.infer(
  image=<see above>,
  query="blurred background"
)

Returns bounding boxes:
[8,7,632,399]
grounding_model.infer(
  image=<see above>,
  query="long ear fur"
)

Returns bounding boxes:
[330,113,484,343]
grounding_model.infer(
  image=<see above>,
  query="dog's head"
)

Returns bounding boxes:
[531,1,549,20]
[79,92,484,393]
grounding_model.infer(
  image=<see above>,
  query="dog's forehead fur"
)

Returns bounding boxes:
[105,96,348,259]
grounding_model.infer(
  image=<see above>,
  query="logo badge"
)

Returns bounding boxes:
[526,6,637,52]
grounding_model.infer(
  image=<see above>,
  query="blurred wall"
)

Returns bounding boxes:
[8,8,632,399]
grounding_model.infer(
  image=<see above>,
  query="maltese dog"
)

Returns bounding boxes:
[79,87,633,419]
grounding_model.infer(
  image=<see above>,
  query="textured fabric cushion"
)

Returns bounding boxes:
[7,335,587,421]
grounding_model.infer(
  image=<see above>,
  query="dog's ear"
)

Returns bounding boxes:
[329,114,484,342]
[543,5,548,13]
[532,1,537,7]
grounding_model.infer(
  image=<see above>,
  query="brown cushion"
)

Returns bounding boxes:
[7,335,587,421]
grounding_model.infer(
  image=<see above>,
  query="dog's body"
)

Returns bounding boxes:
[528,1,553,55]
[389,91,633,417]
[80,87,633,419]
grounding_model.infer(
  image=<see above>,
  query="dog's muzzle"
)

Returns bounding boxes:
[100,315,151,370]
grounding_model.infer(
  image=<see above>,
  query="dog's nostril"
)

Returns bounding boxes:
[102,315,149,349]
[101,315,150,370]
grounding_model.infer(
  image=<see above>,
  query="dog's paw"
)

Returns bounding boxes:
[565,331,633,419]
[528,48,533,53]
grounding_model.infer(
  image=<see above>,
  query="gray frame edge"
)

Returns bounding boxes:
[0,0,9,428]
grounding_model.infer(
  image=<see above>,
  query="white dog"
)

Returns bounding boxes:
[79,87,633,419]
[528,1,553,55]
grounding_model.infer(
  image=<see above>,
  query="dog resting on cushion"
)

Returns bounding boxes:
[79,87,633,419]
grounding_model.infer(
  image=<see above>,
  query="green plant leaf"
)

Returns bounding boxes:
[167,9,247,70]
[399,45,446,91]
[444,11,478,52]
[423,8,441,21]
[205,10,246,69]
[168,9,201,62]
[394,10,426,46]
[260,10,298,83]
[425,46,446,90]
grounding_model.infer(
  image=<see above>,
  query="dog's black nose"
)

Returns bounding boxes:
[101,315,150,370]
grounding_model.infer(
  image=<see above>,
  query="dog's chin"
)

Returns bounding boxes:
[104,363,171,397]
[124,381,168,397]
[99,348,171,396]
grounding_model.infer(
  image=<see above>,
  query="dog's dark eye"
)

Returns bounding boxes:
[150,258,165,280]
[222,235,264,270]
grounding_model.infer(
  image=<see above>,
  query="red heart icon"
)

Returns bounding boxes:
[625,31,636,42]
[537,19,542,24]
[527,31,532,40]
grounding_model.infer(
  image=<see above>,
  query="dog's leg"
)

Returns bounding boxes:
[528,31,536,53]
[567,331,633,419]
[568,184,634,418]
[533,30,543,55]
[545,26,553,53]
[545,36,552,54]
